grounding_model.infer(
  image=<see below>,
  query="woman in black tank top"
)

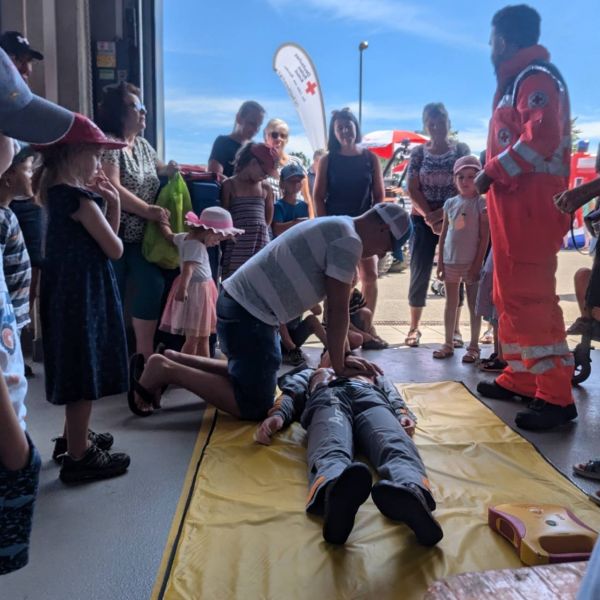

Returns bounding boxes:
[314,108,386,347]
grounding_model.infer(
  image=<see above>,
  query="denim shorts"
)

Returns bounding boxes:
[217,291,281,420]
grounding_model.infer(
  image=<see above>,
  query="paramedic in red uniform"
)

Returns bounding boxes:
[475,5,576,431]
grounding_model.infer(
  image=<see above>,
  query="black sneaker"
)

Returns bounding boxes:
[371,481,443,547]
[52,430,115,463]
[59,445,130,484]
[515,399,577,431]
[322,462,372,545]
[476,380,533,402]
[282,347,307,367]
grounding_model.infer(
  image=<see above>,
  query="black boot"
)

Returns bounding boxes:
[476,379,533,402]
[371,481,443,547]
[322,463,372,545]
[515,399,577,431]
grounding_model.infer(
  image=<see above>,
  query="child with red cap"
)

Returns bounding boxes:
[34,114,132,483]
[220,143,277,279]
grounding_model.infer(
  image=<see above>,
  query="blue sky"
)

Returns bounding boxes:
[163,0,600,164]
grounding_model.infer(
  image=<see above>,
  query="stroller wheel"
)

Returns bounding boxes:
[572,343,592,385]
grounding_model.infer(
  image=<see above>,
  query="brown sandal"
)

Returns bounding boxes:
[462,345,480,364]
[433,343,454,359]
[405,329,422,347]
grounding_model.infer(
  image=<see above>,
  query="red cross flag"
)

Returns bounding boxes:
[273,43,327,152]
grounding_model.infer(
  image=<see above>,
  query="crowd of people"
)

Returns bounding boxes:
[1,2,599,575]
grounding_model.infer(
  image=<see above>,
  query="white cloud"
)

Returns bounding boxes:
[265,0,486,49]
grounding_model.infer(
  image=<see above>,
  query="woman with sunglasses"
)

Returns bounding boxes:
[263,118,314,217]
[97,82,179,361]
[313,108,387,348]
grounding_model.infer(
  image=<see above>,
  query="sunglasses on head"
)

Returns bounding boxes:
[269,131,288,140]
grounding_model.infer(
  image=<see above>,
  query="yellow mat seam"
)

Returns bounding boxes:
[150,406,218,600]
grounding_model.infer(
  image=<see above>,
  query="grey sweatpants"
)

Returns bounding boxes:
[301,379,430,514]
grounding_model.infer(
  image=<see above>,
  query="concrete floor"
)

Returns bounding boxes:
[1,249,599,600]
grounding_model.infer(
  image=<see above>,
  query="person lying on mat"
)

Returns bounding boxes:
[128,203,410,420]
[254,352,443,547]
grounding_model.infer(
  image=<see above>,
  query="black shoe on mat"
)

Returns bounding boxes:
[52,430,114,463]
[59,445,130,484]
[322,462,372,545]
[515,399,577,431]
[371,481,443,547]
[476,380,533,402]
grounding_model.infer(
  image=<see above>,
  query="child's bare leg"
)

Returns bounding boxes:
[197,336,210,358]
[139,354,240,417]
[304,314,328,346]
[466,282,481,348]
[443,282,460,346]
[181,336,198,355]
[163,349,228,375]
[65,400,93,458]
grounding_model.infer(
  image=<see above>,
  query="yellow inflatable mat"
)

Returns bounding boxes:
[152,381,600,600]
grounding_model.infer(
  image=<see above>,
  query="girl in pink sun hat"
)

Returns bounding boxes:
[157,207,243,361]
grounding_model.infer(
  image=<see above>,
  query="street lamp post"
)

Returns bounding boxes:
[358,41,369,129]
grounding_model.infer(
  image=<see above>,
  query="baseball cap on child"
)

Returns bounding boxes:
[373,202,412,261]
[280,162,306,181]
[0,47,74,144]
[185,207,245,237]
[33,113,126,150]
[453,155,482,175]
[250,143,279,178]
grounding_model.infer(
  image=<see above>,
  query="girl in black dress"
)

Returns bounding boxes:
[34,114,131,484]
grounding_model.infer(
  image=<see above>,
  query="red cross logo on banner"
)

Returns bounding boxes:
[305,81,317,95]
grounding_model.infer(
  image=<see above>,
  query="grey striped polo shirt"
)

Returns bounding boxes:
[223,216,362,326]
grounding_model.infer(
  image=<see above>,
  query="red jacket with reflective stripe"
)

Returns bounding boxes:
[485,45,570,190]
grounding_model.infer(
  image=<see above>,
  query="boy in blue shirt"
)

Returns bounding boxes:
[272,162,309,237]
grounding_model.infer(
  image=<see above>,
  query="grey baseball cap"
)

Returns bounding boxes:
[0,47,74,144]
[374,202,412,261]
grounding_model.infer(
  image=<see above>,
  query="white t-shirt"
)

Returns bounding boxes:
[223,216,363,326]
[173,233,212,282]
[443,194,487,264]
[0,260,27,430]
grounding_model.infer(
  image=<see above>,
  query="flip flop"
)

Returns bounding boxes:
[127,354,154,417]
[405,329,421,348]
[573,459,600,481]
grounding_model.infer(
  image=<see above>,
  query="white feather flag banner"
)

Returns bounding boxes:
[273,43,327,153]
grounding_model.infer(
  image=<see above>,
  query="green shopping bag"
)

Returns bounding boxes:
[142,172,193,269]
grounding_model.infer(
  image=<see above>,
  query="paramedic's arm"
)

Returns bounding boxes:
[325,276,381,377]
[485,73,563,187]
[0,369,29,471]
[313,154,329,217]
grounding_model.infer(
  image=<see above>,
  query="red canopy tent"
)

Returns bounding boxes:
[362,130,428,159]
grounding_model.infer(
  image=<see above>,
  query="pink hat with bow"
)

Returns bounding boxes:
[184,207,244,236]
